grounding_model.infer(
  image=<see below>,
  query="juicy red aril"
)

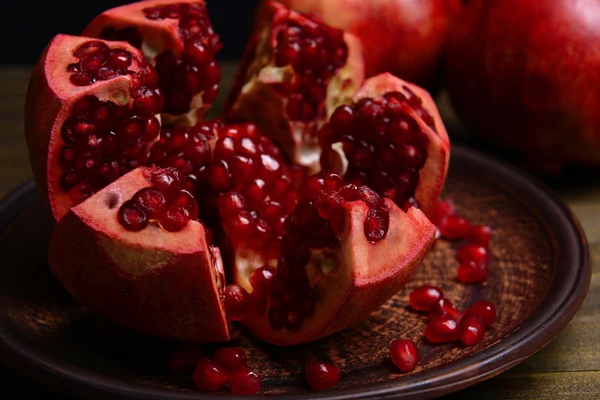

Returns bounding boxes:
[213,347,247,373]
[457,244,489,265]
[389,339,420,372]
[364,201,390,242]
[409,285,444,312]
[151,168,182,200]
[458,315,486,346]
[305,360,341,391]
[167,345,206,374]
[69,41,135,86]
[171,190,198,219]
[425,316,459,343]
[320,93,430,207]
[224,284,252,321]
[229,370,261,395]
[431,199,455,227]
[118,201,148,231]
[467,225,493,247]
[133,188,167,219]
[140,2,221,114]
[193,358,229,392]
[457,261,489,283]
[250,265,276,316]
[274,14,348,123]
[464,301,497,326]
[160,205,191,232]
[429,297,462,321]
[439,215,471,239]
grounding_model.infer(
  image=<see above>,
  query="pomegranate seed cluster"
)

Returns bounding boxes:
[266,173,390,332]
[409,285,497,346]
[145,2,222,114]
[69,40,141,86]
[60,52,163,204]
[274,14,348,122]
[118,168,198,232]
[319,91,436,210]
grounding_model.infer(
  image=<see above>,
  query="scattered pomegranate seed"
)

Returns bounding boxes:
[389,339,420,372]
[457,244,489,265]
[457,261,489,283]
[167,345,206,374]
[229,370,261,395]
[458,314,486,346]
[193,358,230,391]
[429,297,462,321]
[463,301,497,327]
[467,225,493,247]
[425,316,459,343]
[431,199,455,226]
[213,348,248,373]
[223,284,252,321]
[439,215,471,239]
[305,360,341,391]
[409,285,444,312]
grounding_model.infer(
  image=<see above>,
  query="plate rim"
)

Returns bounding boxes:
[0,145,592,400]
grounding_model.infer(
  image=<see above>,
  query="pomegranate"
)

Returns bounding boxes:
[24,34,164,221]
[83,0,221,124]
[447,0,600,171]
[226,1,365,171]
[235,173,436,345]
[48,167,229,342]
[305,360,341,391]
[319,73,450,217]
[266,0,462,87]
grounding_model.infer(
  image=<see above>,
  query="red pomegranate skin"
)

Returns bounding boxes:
[272,0,462,87]
[447,0,600,170]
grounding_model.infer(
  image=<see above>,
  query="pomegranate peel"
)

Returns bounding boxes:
[226,1,365,172]
[48,167,229,342]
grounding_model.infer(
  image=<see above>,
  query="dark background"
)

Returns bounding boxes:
[1,0,261,65]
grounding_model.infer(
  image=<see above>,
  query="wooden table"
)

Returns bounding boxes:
[1,65,598,399]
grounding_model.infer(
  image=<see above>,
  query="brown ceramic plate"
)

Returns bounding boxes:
[0,146,591,399]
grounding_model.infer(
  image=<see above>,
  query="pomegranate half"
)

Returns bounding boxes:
[49,166,229,342]
[235,173,436,346]
[226,1,365,172]
[83,0,222,125]
[319,73,450,217]
[25,34,164,221]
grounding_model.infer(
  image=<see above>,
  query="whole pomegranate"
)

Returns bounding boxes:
[267,0,462,87]
[447,0,600,171]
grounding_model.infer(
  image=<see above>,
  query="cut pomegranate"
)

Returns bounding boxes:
[457,244,489,266]
[234,173,436,345]
[463,301,497,327]
[305,360,341,391]
[409,285,444,312]
[193,358,230,391]
[389,339,420,372]
[425,315,459,343]
[429,297,462,322]
[229,370,261,395]
[458,314,486,346]
[83,0,222,124]
[319,73,450,217]
[439,215,471,239]
[48,167,229,342]
[226,1,365,172]
[213,347,248,374]
[467,225,493,247]
[25,35,164,221]
[457,261,489,283]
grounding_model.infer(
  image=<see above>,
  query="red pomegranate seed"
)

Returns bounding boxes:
[229,370,261,395]
[224,284,252,321]
[439,215,471,239]
[305,360,341,391]
[409,285,444,312]
[457,244,489,265]
[133,188,167,219]
[167,345,206,374]
[329,105,354,133]
[389,339,420,372]
[425,316,459,343]
[364,204,389,242]
[457,261,489,283]
[467,225,493,247]
[250,265,276,293]
[458,315,486,346]
[118,201,148,231]
[192,358,229,391]
[151,169,182,200]
[463,301,497,326]
[213,348,247,373]
[107,49,132,69]
[159,205,190,232]
[171,190,198,219]
[429,297,462,321]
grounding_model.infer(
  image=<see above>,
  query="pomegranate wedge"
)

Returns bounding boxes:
[226,1,364,172]
[235,173,436,345]
[49,167,229,342]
